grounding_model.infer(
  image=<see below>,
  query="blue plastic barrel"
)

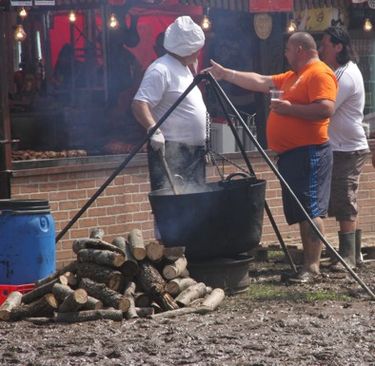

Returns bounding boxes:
[0,199,56,284]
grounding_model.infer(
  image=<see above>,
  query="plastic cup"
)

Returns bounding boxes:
[270,90,284,101]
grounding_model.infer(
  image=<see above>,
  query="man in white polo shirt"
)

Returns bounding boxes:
[132,16,207,192]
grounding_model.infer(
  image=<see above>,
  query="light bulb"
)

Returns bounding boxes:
[201,15,212,32]
[69,11,76,23]
[14,24,27,42]
[109,13,119,29]
[287,19,297,33]
[363,18,373,32]
[19,8,27,18]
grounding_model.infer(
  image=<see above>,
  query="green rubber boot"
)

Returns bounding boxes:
[331,231,356,271]
[338,231,356,268]
[355,229,364,266]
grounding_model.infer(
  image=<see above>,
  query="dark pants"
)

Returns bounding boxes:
[147,141,206,192]
[277,142,332,225]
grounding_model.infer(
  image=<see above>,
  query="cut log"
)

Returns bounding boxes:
[76,262,123,291]
[134,292,151,308]
[62,272,78,287]
[135,307,154,318]
[0,291,23,321]
[77,248,125,268]
[34,261,77,287]
[163,246,185,261]
[202,288,225,311]
[175,282,207,307]
[11,293,58,320]
[89,228,105,239]
[162,256,188,280]
[124,282,137,319]
[146,240,165,262]
[120,242,139,278]
[138,262,178,311]
[52,283,103,311]
[79,278,130,312]
[58,289,88,313]
[151,306,211,319]
[128,229,146,260]
[55,309,123,323]
[72,238,125,256]
[165,278,197,296]
[180,268,190,278]
[22,277,68,304]
[112,236,127,252]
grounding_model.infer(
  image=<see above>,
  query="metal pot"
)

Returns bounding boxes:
[148,173,266,260]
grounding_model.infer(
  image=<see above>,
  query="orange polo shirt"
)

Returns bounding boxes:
[267,60,337,154]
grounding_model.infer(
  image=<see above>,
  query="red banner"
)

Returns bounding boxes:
[249,0,293,13]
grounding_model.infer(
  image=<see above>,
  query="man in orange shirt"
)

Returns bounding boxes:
[205,32,337,282]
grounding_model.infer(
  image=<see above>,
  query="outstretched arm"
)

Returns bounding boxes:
[202,59,274,93]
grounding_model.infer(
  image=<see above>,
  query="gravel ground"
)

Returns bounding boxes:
[0,257,374,366]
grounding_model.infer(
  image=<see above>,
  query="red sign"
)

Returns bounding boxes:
[249,0,293,13]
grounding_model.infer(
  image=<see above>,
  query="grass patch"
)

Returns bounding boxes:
[246,283,351,302]
[266,250,285,260]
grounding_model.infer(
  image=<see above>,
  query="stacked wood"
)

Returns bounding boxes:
[1,227,225,324]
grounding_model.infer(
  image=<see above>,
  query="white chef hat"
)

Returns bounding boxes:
[163,16,205,57]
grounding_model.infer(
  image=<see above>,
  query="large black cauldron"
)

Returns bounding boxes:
[148,174,266,260]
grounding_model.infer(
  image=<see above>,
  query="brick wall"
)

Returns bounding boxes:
[11,149,375,269]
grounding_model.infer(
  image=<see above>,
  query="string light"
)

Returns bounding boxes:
[19,8,27,18]
[287,19,297,33]
[363,18,373,32]
[14,24,27,42]
[69,11,76,23]
[200,8,212,32]
[109,13,119,29]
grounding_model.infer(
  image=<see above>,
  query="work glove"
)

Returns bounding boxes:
[147,125,165,152]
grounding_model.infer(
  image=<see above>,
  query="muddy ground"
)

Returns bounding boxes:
[0,256,374,366]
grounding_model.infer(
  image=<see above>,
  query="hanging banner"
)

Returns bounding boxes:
[34,0,55,4]
[249,0,293,13]
[10,0,32,6]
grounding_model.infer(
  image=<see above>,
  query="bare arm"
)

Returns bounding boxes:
[203,59,274,93]
[270,99,335,120]
[131,100,156,130]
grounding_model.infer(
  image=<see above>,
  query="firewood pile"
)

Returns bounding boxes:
[12,149,87,161]
[0,228,225,324]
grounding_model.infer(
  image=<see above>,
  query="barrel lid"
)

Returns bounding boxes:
[0,199,50,211]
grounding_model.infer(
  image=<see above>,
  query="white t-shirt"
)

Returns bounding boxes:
[329,61,369,151]
[134,54,207,146]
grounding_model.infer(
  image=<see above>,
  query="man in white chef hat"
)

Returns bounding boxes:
[132,16,207,194]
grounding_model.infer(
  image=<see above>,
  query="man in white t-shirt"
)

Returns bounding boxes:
[132,16,207,192]
[319,26,369,269]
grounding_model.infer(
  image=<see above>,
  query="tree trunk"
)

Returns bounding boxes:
[55,309,123,323]
[162,256,188,280]
[119,242,139,278]
[22,277,68,304]
[79,278,130,312]
[175,282,207,307]
[73,238,125,256]
[77,249,125,268]
[124,282,137,319]
[128,229,146,260]
[112,236,127,252]
[151,306,211,319]
[165,278,197,296]
[89,228,105,239]
[58,289,88,313]
[0,291,23,321]
[163,247,185,261]
[146,240,164,262]
[76,262,123,291]
[202,288,225,310]
[138,262,178,311]
[11,293,58,320]
[34,261,78,287]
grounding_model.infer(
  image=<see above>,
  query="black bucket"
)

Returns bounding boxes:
[148,174,266,260]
